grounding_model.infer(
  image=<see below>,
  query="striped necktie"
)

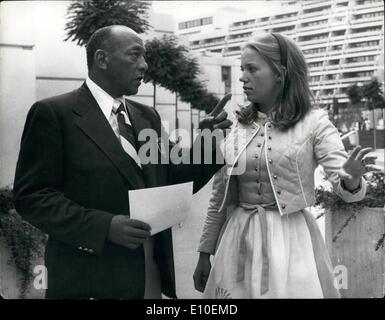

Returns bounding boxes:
[112,102,142,169]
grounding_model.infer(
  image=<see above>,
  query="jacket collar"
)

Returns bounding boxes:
[73,83,146,190]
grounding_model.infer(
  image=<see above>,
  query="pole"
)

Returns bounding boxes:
[373,107,377,150]
[190,104,193,148]
[153,83,156,110]
[175,92,178,132]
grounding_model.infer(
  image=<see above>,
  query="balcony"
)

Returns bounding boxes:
[302,0,331,9]
[351,15,384,25]
[353,2,384,12]
[228,23,256,32]
[339,75,372,83]
[343,60,377,68]
[298,23,330,33]
[253,21,271,28]
[324,64,342,71]
[345,46,379,54]
[270,16,298,26]
[199,42,226,49]
[226,37,247,44]
[298,37,330,46]
[301,9,331,19]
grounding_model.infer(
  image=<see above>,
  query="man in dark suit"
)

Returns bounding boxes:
[13,25,231,299]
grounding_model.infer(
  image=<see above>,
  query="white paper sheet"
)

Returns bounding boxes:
[128,182,193,235]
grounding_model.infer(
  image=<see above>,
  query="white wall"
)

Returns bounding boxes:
[0,1,36,188]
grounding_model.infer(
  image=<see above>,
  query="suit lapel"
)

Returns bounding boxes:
[125,99,161,188]
[73,83,145,190]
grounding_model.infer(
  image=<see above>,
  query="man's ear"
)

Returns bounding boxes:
[94,49,108,70]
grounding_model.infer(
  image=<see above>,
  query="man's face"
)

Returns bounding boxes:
[104,30,148,97]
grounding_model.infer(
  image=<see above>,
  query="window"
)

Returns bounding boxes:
[272,26,295,33]
[331,45,343,50]
[274,12,297,19]
[303,47,327,54]
[354,11,384,20]
[344,71,374,78]
[300,33,329,42]
[325,74,337,80]
[329,59,340,65]
[351,26,382,34]
[310,75,321,82]
[232,19,255,27]
[349,40,380,48]
[323,89,334,95]
[309,61,323,68]
[302,19,328,27]
[346,55,375,63]
[227,46,241,52]
[178,16,213,30]
[303,5,331,14]
[332,30,346,36]
[356,0,381,5]
[222,66,232,94]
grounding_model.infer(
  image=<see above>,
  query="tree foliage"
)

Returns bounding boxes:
[144,35,219,111]
[347,84,362,105]
[64,2,219,111]
[346,79,385,110]
[64,0,151,46]
[362,78,385,110]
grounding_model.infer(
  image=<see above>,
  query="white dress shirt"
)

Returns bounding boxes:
[86,77,132,139]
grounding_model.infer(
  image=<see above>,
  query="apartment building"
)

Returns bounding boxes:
[177,0,384,109]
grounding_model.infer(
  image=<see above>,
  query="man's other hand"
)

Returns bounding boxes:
[108,215,151,249]
[199,93,233,131]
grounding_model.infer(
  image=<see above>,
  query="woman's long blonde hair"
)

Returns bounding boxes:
[236,32,314,130]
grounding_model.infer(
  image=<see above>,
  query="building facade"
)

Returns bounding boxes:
[178,0,384,109]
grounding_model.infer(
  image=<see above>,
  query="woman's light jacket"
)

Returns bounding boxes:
[198,109,366,254]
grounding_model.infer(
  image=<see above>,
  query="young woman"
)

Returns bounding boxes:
[193,32,380,298]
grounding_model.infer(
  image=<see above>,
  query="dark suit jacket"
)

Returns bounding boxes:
[13,83,222,299]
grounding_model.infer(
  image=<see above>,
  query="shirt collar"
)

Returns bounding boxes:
[86,77,124,119]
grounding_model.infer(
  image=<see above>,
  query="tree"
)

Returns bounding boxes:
[362,78,385,149]
[347,84,363,106]
[64,0,151,46]
[64,2,220,113]
[144,35,219,111]
[362,78,385,110]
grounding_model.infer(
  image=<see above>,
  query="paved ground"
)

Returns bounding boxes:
[172,180,212,299]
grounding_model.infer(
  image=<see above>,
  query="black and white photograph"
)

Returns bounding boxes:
[0,0,384,308]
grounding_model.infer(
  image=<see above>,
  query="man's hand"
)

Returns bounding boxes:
[199,93,233,131]
[108,215,151,250]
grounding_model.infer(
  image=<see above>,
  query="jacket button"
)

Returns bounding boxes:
[255,155,259,159]
[268,124,272,128]
[268,147,272,151]
[78,246,83,250]
[273,175,277,179]
[269,159,273,163]
[261,133,264,137]
[268,136,272,140]
[277,190,281,195]
[282,204,286,209]
[257,143,261,147]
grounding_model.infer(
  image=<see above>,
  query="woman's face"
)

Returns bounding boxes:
[240,47,281,110]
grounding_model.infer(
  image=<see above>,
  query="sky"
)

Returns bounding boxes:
[151,0,284,20]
